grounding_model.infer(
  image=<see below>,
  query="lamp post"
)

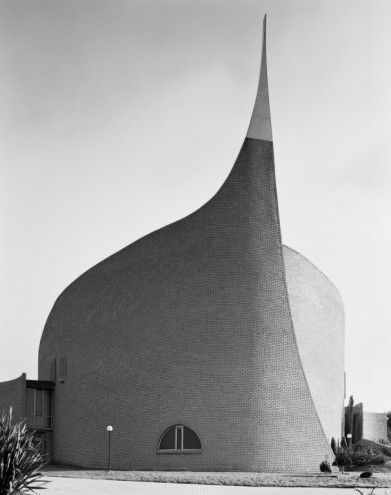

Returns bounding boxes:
[347,433,352,456]
[106,426,113,471]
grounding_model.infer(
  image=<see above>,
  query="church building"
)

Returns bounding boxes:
[0,17,346,472]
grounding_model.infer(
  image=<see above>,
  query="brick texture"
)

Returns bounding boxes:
[283,246,345,445]
[39,138,340,472]
[0,373,26,422]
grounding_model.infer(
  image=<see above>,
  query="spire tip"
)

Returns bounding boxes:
[246,14,272,142]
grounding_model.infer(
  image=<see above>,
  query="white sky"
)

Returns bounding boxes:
[1,0,390,413]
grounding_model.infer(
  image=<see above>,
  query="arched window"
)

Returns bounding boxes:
[158,425,202,452]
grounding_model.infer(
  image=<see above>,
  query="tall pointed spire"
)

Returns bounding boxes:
[246,15,272,141]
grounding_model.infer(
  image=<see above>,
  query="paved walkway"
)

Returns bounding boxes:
[42,476,391,494]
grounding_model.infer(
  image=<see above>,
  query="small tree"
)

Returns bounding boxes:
[345,395,354,438]
[341,436,347,449]
[331,437,337,455]
[334,447,351,472]
[353,411,363,444]
[0,407,49,494]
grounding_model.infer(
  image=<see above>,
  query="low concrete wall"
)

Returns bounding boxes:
[363,412,387,442]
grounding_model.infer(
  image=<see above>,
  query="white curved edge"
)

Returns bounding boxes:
[247,15,273,142]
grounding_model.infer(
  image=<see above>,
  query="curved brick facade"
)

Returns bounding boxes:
[283,246,345,444]
[38,137,341,471]
[37,18,344,472]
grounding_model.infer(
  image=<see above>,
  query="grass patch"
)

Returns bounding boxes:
[43,464,391,488]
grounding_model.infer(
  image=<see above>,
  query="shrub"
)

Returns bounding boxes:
[331,437,337,455]
[319,458,332,473]
[332,444,385,469]
[0,407,48,494]
[350,444,385,466]
[351,447,384,466]
[333,447,351,468]
[359,471,373,478]
[341,436,347,449]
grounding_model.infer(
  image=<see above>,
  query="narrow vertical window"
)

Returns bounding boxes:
[35,388,43,427]
[26,388,52,429]
[175,426,183,450]
[26,388,35,426]
[43,389,51,428]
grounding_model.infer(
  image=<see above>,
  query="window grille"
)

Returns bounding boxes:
[59,355,67,379]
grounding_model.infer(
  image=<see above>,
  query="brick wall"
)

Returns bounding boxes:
[283,246,345,446]
[0,373,26,422]
[39,138,339,472]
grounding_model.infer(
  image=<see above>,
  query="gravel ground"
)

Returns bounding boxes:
[43,465,391,489]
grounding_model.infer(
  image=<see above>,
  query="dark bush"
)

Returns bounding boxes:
[0,408,48,494]
[319,459,332,473]
[331,437,337,455]
[333,447,351,468]
[360,471,373,478]
[350,444,385,466]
